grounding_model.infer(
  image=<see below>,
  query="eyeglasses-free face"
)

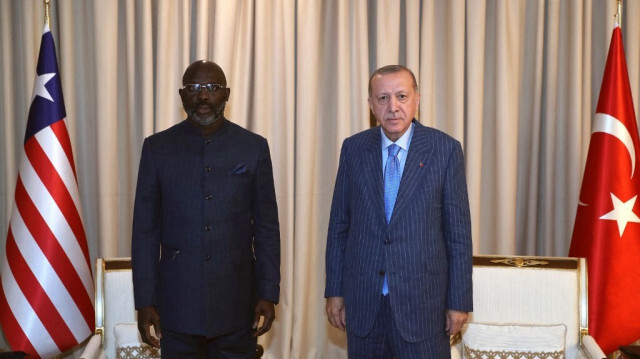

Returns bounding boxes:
[182,83,227,95]
[368,70,420,142]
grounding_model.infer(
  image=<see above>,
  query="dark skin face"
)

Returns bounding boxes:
[179,61,231,135]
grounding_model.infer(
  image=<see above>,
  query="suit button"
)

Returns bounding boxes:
[204,255,211,261]
[384,240,390,246]
[205,194,212,200]
[204,139,212,144]
[379,270,385,276]
[205,166,212,172]
[204,225,211,231]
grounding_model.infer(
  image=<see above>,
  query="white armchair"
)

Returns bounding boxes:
[80,258,264,359]
[80,258,159,359]
[451,255,606,359]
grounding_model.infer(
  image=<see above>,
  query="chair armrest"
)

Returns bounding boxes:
[80,334,104,359]
[581,334,606,359]
[450,340,463,359]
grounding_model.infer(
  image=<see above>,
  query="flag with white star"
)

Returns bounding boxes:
[570,23,640,354]
[0,24,94,358]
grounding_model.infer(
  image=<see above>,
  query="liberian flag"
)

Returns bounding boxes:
[0,24,94,358]
[569,23,640,353]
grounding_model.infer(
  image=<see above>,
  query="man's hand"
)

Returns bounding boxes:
[445,309,468,336]
[326,297,346,331]
[253,299,276,337]
[137,306,162,348]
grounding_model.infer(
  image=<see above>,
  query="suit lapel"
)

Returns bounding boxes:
[389,121,434,225]
[360,129,387,224]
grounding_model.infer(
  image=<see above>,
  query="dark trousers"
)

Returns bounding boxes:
[346,295,450,359]
[161,325,257,359]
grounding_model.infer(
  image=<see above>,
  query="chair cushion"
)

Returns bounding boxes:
[114,323,161,359]
[462,322,566,359]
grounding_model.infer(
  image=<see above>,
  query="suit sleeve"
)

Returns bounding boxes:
[251,140,281,304]
[325,140,351,298]
[131,138,162,309]
[443,142,473,312]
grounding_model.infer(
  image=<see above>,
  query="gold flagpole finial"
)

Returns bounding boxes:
[615,0,623,28]
[44,0,50,28]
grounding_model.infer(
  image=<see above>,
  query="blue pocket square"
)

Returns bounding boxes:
[228,163,248,175]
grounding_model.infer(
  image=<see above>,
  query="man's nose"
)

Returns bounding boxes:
[388,97,399,111]
[197,89,211,100]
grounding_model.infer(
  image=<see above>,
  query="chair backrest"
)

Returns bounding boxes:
[469,255,588,358]
[94,258,136,358]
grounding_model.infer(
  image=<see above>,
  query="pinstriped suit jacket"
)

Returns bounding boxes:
[325,120,472,342]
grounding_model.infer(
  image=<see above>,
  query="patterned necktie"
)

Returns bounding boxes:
[384,144,401,223]
[382,144,401,295]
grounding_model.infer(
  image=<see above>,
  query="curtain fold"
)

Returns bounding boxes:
[1,0,640,357]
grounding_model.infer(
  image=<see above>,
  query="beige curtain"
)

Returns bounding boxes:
[1,0,639,357]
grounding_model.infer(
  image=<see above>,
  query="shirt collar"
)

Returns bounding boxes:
[381,122,415,152]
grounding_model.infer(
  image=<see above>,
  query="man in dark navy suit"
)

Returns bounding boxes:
[132,60,280,358]
[325,65,472,358]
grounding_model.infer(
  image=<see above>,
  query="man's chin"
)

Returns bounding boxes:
[191,114,219,126]
[383,124,405,133]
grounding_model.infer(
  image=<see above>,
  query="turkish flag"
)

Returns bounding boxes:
[570,24,640,354]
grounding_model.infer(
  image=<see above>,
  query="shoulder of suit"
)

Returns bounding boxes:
[341,122,461,147]
[415,122,461,146]
[343,126,379,145]
[144,119,267,145]
[225,120,268,143]
[144,120,190,142]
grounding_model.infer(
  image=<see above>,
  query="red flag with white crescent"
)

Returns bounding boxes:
[570,24,640,353]
[0,24,94,358]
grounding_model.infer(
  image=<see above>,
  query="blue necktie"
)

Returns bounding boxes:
[382,144,401,295]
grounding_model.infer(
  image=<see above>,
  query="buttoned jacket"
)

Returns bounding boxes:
[132,119,280,337]
[325,120,472,342]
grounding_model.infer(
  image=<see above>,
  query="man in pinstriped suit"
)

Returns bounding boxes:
[325,65,472,358]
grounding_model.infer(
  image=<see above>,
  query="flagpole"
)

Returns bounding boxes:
[616,0,623,28]
[44,0,50,28]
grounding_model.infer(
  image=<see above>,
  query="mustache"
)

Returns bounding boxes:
[185,102,227,126]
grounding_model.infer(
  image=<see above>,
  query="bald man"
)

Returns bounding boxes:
[132,60,280,358]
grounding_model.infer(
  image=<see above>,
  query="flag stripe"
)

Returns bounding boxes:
[50,119,78,178]
[34,124,83,218]
[29,129,88,261]
[9,205,92,340]
[5,231,78,350]
[14,178,94,328]
[1,256,58,357]
[18,154,94,302]
[0,280,40,357]
[46,121,90,264]
[39,122,91,267]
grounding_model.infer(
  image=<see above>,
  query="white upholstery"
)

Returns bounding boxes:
[81,258,263,359]
[463,323,566,352]
[114,323,160,358]
[81,258,138,359]
[452,255,606,359]
[114,323,146,348]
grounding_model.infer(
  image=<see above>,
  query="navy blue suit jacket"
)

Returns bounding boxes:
[325,120,472,342]
[132,119,280,338]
